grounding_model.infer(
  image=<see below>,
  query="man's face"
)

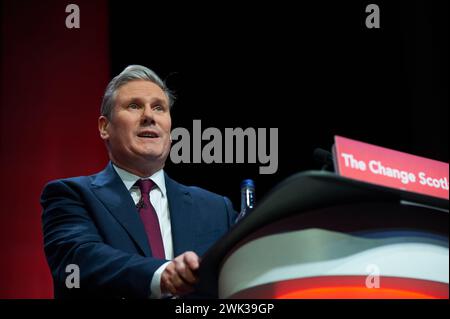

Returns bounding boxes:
[99,80,172,174]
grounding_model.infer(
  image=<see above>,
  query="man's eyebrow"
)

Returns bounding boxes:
[125,97,145,104]
[125,97,168,106]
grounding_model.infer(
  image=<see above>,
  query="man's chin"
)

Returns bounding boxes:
[139,152,168,164]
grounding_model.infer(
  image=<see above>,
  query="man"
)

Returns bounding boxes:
[41,65,237,298]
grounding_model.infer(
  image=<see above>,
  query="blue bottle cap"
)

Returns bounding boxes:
[241,179,255,188]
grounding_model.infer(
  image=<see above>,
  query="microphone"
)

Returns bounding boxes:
[313,148,334,171]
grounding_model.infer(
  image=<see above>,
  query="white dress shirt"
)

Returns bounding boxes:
[112,164,173,298]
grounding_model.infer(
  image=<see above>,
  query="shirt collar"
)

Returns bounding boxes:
[112,163,167,197]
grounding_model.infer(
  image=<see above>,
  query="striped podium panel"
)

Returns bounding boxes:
[198,172,449,299]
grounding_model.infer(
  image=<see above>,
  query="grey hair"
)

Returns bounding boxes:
[100,65,175,119]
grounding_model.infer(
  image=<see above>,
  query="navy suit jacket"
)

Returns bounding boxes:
[41,162,237,298]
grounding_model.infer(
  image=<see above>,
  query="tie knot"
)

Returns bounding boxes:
[136,179,155,194]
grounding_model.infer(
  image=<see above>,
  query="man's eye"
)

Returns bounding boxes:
[153,105,164,111]
[128,103,140,109]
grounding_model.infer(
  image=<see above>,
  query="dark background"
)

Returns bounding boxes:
[0,0,448,298]
[109,0,448,206]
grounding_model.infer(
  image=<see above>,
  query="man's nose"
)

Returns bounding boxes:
[141,104,155,123]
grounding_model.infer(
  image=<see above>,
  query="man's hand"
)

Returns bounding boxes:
[160,251,200,296]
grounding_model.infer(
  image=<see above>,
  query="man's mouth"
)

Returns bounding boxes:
[137,131,159,138]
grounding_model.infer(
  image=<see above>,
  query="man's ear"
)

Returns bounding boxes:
[98,116,110,140]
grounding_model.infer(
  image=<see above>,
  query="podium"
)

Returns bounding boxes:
[198,171,449,299]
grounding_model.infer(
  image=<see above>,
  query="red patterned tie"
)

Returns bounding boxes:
[136,179,165,259]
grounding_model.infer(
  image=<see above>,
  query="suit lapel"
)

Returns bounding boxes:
[91,163,152,257]
[165,173,196,256]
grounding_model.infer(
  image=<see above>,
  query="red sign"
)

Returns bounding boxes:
[334,136,449,200]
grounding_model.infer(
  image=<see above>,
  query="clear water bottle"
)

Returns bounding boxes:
[235,179,255,223]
